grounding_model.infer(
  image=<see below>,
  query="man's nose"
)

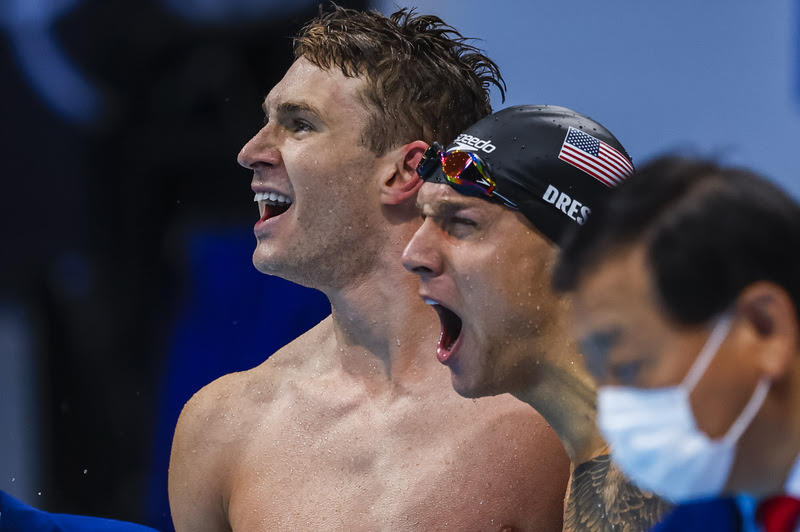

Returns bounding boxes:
[402,223,443,278]
[237,126,281,170]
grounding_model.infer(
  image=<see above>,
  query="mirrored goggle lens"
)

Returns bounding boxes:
[441,151,495,194]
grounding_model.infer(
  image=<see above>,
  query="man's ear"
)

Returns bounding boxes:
[380,140,428,206]
[735,281,800,380]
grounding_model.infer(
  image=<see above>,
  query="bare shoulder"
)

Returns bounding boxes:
[168,362,278,530]
[169,316,333,531]
[461,393,569,467]
[444,394,571,531]
[564,454,672,532]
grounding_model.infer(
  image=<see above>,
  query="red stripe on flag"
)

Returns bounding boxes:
[599,143,633,172]
[599,145,633,175]
[560,145,624,185]
[558,152,616,187]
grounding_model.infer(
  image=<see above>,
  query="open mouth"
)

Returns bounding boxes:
[254,191,293,222]
[425,299,463,363]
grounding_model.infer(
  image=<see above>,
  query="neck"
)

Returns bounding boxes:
[733,356,800,496]
[512,312,607,465]
[323,225,441,392]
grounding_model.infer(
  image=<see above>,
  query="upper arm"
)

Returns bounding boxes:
[168,380,237,532]
[465,404,570,532]
[496,407,571,531]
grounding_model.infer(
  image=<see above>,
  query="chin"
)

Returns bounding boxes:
[251,246,341,291]
[252,247,283,275]
[252,249,300,282]
[450,372,497,399]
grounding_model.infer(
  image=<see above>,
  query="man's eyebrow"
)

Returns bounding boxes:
[262,101,324,121]
[417,198,475,215]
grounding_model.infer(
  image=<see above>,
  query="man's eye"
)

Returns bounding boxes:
[293,119,313,132]
[451,217,476,227]
[446,217,478,239]
[610,360,645,384]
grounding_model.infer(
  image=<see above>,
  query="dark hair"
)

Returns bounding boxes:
[293,4,505,155]
[553,155,800,324]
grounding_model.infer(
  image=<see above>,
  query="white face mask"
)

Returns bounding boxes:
[597,313,771,503]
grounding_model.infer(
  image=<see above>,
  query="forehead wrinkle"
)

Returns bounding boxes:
[264,58,372,134]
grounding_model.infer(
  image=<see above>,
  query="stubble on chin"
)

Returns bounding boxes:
[251,226,380,291]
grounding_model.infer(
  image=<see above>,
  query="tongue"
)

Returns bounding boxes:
[260,202,291,222]
[435,305,462,361]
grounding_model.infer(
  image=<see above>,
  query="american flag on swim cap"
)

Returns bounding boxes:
[557,127,634,187]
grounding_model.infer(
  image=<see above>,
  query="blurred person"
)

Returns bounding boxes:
[402,105,670,531]
[168,6,569,531]
[553,156,800,531]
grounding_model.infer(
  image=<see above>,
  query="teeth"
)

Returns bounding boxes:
[253,192,292,204]
[423,298,439,306]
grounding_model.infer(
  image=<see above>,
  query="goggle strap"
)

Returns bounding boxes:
[492,190,519,210]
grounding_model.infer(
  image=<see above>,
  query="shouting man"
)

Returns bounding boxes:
[169,7,568,531]
[403,105,670,531]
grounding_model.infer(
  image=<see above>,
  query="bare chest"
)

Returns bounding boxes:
[226,394,526,531]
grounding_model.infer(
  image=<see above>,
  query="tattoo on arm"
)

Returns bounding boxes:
[563,454,672,532]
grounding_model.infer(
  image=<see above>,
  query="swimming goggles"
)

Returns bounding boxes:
[416,142,518,209]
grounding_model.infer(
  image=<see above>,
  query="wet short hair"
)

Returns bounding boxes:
[553,156,800,325]
[294,4,505,155]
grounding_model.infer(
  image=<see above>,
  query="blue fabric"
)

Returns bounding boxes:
[0,491,159,531]
[735,494,760,532]
[652,496,743,531]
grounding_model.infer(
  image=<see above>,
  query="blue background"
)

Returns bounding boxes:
[378,0,800,197]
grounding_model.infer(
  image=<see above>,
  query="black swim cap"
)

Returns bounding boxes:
[432,105,633,245]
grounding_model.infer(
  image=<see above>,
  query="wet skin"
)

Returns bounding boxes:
[168,59,570,531]
[170,321,568,531]
[403,184,670,531]
[401,183,565,399]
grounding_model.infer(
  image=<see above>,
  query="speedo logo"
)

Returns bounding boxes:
[452,133,496,153]
[542,184,591,225]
